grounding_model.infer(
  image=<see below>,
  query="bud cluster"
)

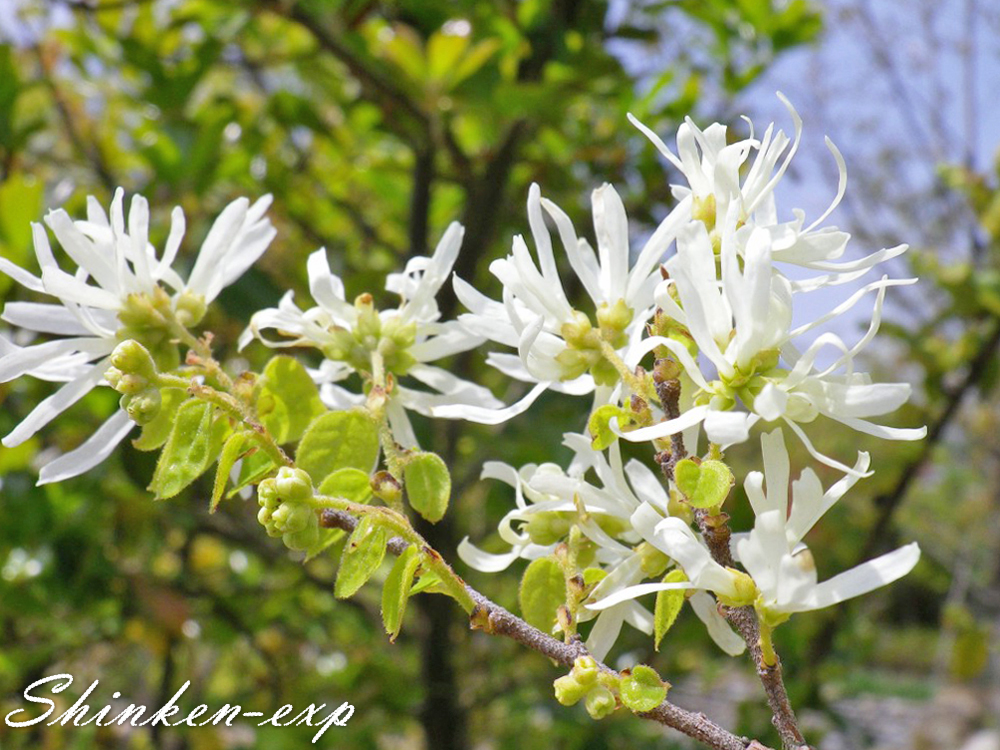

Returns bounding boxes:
[320,294,418,376]
[553,656,619,720]
[257,467,321,553]
[105,340,163,425]
[555,299,634,384]
[117,288,184,372]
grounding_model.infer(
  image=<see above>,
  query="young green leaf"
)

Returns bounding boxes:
[255,355,326,444]
[519,556,565,633]
[619,665,668,712]
[297,410,379,485]
[318,467,374,504]
[149,400,221,500]
[403,452,450,523]
[381,545,421,641]
[588,404,631,450]
[334,515,389,599]
[229,448,277,497]
[409,570,444,596]
[132,387,186,451]
[654,570,688,650]
[674,458,734,509]
[210,432,250,512]
[304,528,346,563]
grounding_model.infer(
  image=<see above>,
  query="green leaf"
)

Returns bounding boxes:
[409,570,444,596]
[588,404,631,450]
[334,515,389,599]
[0,171,43,253]
[318,467,373,504]
[132,388,187,451]
[230,448,277,497]
[210,432,250,512]
[654,570,688,650]
[381,545,421,641]
[149,400,221,500]
[427,31,469,83]
[304,528,346,563]
[674,458,733,509]
[519,556,565,633]
[256,355,325,444]
[619,665,668,713]
[296,409,379,485]
[403,452,450,523]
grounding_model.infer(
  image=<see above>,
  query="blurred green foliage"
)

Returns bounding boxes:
[7,1,993,749]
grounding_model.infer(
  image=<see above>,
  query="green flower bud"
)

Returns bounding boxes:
[283,524,320,553]
[553,675,588,707]
[122,387,162,425]
[560,310,595,349]
[585,685,617,720]
[717,568,758,608]
[572,656,599,686]
[110,340,158,380]
[354,293,381,343]
[106,368,149,396]
[524,512,572,546]
[382,317,417,350]
[281,504,315,534]
[555,348,596,381]
[257,479,279,509]
[321,328,356,362]
[596,298,633,337]
[637,542,671,578]
[174,291,207,327]
[257,506,273,526]
[589,357,619,387]
[275,467,313,502]
[271,504,292,527]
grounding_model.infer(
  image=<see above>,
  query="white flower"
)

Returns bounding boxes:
[613,210,924,473]
[735,430,920,620]
[591,431,920,625]
[435,182,687,425]
[628,94,908,286]
[459,433,742,658]
[0,189,275,483]
[242,222,495,447]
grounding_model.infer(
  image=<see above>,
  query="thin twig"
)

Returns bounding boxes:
[319,509,771,750]
[652,366,809,750]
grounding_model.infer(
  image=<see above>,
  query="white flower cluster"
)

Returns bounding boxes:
[456,97,925,654]
[0,189,275,483]
[0,94,925,662]
[242,222,495,448]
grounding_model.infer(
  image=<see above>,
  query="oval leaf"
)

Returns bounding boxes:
[210,432,250,512]
[654,570,688,650]
[256,355,326,444]
[318,467,374,504]
[297,409,379,485]
[620,665,668,713]
[588,404,630,451]
[334,515,389,599]
[149,400,221,500]
[381,545,421,641]
[403,452,450,523]
[674,458,733,509]
[519,556,565,634]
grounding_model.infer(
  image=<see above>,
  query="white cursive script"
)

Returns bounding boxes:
[4,674,355,743]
